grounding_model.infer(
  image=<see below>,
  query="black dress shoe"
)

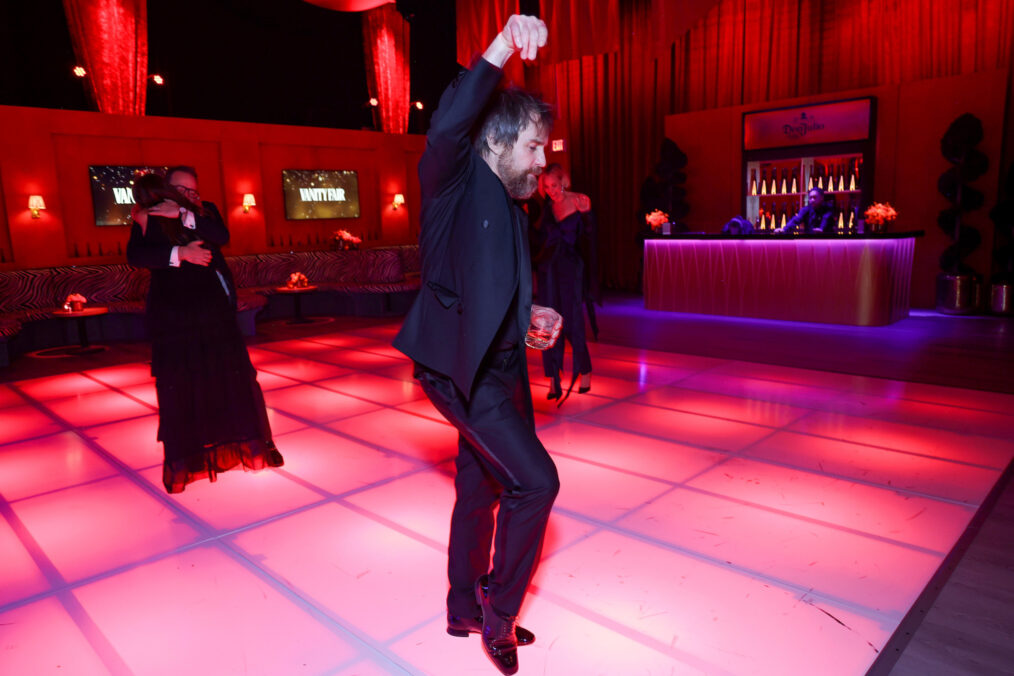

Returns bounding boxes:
[448,579,536,646]
[446,613,535,644]
[475,577,519,675]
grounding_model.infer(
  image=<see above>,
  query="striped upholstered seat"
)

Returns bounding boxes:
[0,246,418,359]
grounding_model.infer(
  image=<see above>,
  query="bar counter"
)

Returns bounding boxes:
[643,231,922,326]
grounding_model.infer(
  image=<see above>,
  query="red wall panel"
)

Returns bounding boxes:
[0,105,425,270]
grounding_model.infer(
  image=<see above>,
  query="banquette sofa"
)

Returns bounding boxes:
[0,245,420,367]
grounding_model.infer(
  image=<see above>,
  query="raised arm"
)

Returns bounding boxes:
[418,15,547,197]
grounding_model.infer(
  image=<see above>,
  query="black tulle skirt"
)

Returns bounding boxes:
[148,272,282,493]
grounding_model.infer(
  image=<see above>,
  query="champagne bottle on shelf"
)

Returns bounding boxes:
[780,169,788,195]
[817,164,825,190]
[780,208,787,230]
[847,209,855,233]
[759,211,767,230]
[837,212,845,235]
[837,170,845,193]
[750,169,758,196]
[760,168,768,195]
[791,168,798,194]
[848,171,856,191]
[807,173,814,191]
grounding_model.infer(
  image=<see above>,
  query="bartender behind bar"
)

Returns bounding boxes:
[775,187,834,234]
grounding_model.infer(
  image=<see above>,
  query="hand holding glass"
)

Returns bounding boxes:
[525,304,562,350]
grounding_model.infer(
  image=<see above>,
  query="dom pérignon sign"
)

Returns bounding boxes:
[744,98,873,151]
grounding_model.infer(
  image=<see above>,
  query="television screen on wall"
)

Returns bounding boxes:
[88,165,165,226]
[282,169,360,220]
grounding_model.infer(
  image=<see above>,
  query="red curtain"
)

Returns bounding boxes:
[455,0,525,84]
[363,3,411,134]
[526,0,662,290]
[522,0,1014,289]
[540,0,620,64]
[304,0,390,10]
[671,0,1014,113]
[62,0,148,116]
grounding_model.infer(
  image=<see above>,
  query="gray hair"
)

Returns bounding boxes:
[473,86,554,160]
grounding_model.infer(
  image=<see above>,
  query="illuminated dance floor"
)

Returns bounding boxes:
[2,319,1012,675]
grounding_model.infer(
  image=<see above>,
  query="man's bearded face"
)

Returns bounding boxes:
[496,120,548,199]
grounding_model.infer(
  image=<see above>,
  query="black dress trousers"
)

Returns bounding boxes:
[416,346,559,618]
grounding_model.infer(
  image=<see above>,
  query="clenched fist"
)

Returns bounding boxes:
[484,14,548,67]
[500,14,548,61]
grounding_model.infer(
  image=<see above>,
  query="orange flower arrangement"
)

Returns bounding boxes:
[333,229,362,250]
[286,272,309,289]
[864,202,898,226]
[334,229,361,244]
[63,293,87,311]
[645,209,670,232]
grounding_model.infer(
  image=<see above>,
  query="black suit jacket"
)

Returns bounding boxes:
[393,59,532,400]
[784,203,835,234]
[126,201,237,317]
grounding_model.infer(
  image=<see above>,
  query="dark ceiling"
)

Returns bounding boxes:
[0,0,458,131]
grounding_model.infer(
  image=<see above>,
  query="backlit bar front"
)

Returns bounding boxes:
[644,233,920,326]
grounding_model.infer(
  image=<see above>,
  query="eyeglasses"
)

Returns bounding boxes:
[171,184,200,199]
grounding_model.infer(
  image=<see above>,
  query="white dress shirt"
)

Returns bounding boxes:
[168,208,197,267]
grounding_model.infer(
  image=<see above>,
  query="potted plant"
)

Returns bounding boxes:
[936,113,987,314]
[987,161,1014,314]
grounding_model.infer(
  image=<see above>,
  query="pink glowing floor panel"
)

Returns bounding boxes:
[2,320,1011,675]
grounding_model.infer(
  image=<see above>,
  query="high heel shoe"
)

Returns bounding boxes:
[578,373,591,394]
[547,376,561,400]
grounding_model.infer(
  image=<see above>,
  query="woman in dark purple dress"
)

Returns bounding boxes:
[535,165,598,399]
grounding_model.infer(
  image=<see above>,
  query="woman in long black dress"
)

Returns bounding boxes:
[127,169,282,493]
[535,165,598,399]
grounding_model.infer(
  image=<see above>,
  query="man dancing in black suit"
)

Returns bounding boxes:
[392,14,560,676]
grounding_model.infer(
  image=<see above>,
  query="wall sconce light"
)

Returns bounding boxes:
[242,194,256,213]
[368,97,379,107]
[392,193,405,210]
[28,195,46,218]
[413,101,424,110]
[150,73,165,85]
[72,65,86,78]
